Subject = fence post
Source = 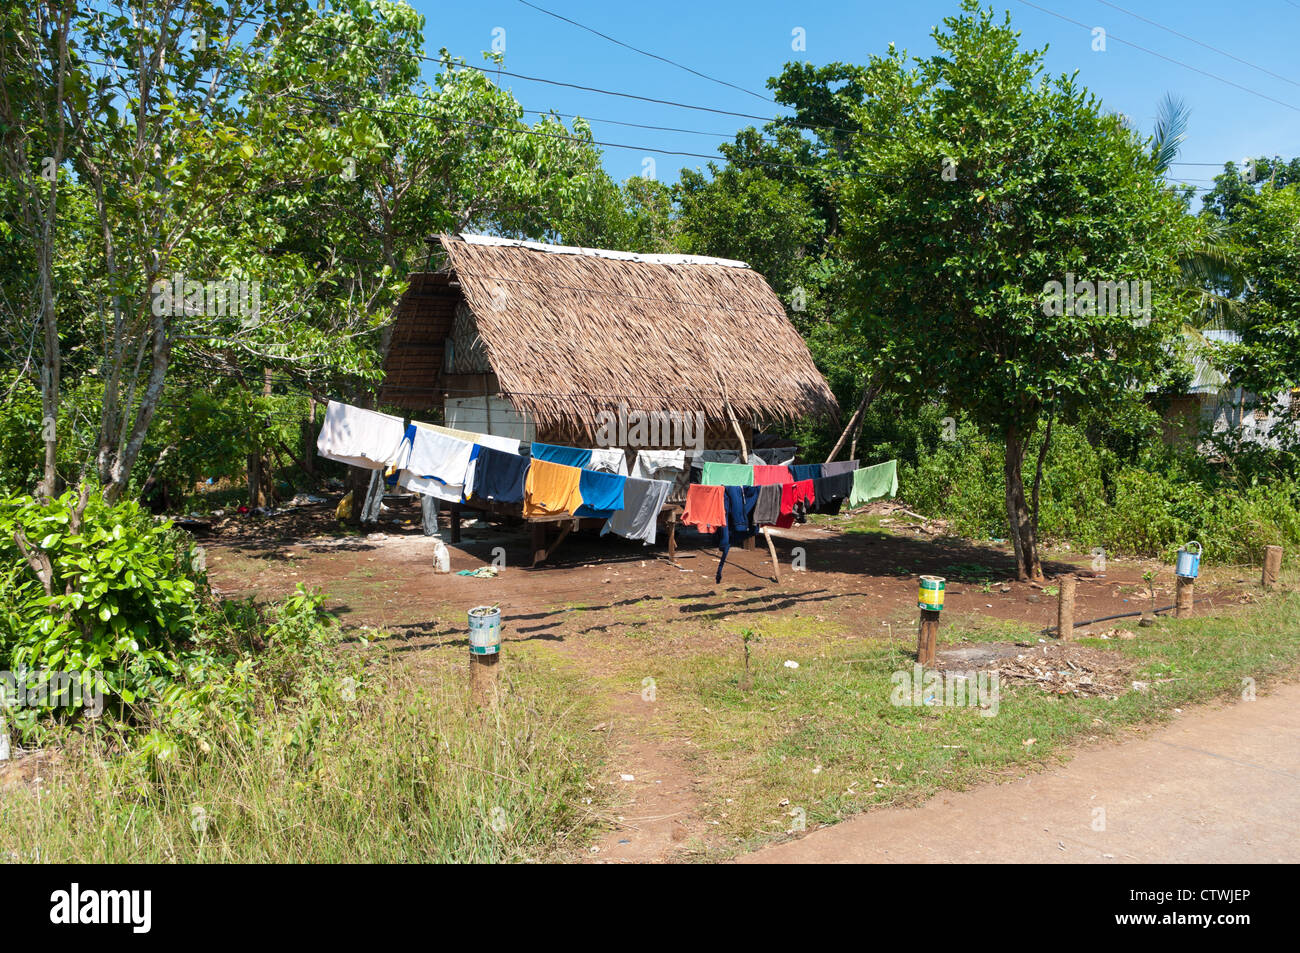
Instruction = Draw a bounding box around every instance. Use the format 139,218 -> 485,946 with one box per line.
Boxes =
916,609 -> 941,665
1262,545 -> 1283,589
1056,575 -> 1076,640
1175,575 -> 1194,618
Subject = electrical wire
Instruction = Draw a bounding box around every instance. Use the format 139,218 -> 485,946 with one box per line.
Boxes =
1011,0 -> 1300,113
513,0 -> 773,103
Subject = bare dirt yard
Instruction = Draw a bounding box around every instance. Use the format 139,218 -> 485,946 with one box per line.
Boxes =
199,493 -> 1264,862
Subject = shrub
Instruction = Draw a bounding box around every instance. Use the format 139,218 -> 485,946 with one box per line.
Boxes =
0,491 -> 201,722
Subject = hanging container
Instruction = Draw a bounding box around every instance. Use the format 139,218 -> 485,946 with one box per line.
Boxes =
1175,541 -> 1202,579
918,575 -> 946,611
468,605 -> 502,655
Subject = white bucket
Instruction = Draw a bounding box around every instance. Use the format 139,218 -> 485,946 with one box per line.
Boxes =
468,605 -> 501,655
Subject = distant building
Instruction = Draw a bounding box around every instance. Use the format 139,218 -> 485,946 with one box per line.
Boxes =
1160,329 -> 1297,451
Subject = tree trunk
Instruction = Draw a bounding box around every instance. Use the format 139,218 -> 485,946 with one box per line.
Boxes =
247,450 -> 261,508
825,374 -> 882,464
1004,427 -> 1043,582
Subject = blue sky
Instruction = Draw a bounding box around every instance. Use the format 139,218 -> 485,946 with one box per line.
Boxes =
405,0 -> 1300,196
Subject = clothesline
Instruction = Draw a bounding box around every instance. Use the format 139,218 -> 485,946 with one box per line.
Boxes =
315,399 -> 898,562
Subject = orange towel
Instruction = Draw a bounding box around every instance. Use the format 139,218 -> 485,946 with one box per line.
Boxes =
524,457 -> 584,517
682,483 -> 726,533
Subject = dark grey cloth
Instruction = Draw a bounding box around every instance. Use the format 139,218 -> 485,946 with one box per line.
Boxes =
753,483 -> 782,525
821,460 -> 858,478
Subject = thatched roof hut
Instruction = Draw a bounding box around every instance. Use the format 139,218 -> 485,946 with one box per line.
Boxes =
381,234 -> 838,445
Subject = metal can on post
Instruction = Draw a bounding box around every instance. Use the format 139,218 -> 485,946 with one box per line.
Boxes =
918,575 -> 946,611
1175,541 -> 1201,579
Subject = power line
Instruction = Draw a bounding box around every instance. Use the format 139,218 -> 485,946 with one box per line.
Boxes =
520,109 -> 779,143
1011,0 -> 1300,113
1090,0 -> 1300,90
514,0 -> 773,103
71,54 -> 886,182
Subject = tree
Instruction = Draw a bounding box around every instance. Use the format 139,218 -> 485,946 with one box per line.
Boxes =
838,1 -> 1193,579
1216,183 -> 1300,400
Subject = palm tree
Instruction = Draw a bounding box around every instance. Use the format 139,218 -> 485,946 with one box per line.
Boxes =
1149,93 -> 1249,335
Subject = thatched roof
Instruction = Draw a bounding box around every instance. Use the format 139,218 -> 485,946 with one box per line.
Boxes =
381,233 -> 838,437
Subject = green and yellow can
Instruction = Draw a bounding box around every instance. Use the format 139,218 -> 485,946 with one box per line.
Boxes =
918,575 -> 946,611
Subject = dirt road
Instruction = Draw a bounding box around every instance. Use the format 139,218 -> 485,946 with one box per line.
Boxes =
741,681 -> 1300,864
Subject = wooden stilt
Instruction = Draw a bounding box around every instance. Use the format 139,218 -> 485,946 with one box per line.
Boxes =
916,609 -> 941,665
742,534 -> 756,550
762,528 -> 781,583
667,512 -> 678,564
1262,545 -> 1283,589
531,522 -> 547,567
1175,574 -> 1194,618
1056,575 -> 1076,640
450,503 -> 462,544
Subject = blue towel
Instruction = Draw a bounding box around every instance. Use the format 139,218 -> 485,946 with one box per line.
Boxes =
790,463 -> 823,483
574,467 -> 626,519
531,442 -> 592,469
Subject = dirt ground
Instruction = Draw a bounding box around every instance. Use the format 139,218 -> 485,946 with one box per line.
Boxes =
198,492 -> 1255,861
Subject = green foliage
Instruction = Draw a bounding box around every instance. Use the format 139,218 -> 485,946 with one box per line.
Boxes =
0,492 -> 201,723
0,373 -> 42,491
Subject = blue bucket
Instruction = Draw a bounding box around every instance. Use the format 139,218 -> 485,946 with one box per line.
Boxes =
1175,541 -> 1201,579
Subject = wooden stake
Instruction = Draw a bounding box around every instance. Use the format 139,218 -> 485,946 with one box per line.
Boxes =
531,522 -> 547,567
469,652 -> 500,707
762,528 -> 781,583
1175,574 -> 1194,618
916,609 -> 941,665
1056,575 -> 1076,640
1262,545 -> 1283,589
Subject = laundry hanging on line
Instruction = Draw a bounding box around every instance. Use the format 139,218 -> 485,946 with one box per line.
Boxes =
600,477 -> 672,544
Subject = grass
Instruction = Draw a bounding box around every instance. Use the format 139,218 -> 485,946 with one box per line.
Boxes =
0,652 -> 610,863
620,590 -> 1300,858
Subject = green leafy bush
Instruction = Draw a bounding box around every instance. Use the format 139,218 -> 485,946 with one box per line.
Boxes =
0,491 -> 201,722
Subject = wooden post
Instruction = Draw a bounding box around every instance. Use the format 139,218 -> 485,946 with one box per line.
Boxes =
1262,545 -> 1283,589
531,522 -> 547,567
450,503 -> 462,543
667,513 -> 678,564
1056,575 -> 1076,640
1175,574 -> 1194,618
916,609 -> 941,665
762,528 -> 781,583
469,652 -> 500,707
742,534 -> 756,550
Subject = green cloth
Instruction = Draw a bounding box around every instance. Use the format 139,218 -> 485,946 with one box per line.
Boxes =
849,459 -> 898,506
700,461 -> 754,486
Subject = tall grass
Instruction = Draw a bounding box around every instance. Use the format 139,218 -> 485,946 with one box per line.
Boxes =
1,655 -> 606,863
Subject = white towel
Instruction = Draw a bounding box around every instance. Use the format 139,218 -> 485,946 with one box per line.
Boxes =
587,447 -> 630,475
631,448 -> 687,480
400,428 -> 473,501
316,400 -> 408,469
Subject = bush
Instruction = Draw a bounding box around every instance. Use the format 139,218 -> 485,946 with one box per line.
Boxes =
0,492 -> 348,749
0,491 -> 201,723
